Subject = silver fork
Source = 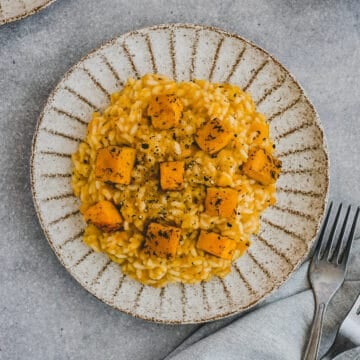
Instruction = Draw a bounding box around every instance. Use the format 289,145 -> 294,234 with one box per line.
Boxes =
303,203 -> 360,360
322,293 -> 360,359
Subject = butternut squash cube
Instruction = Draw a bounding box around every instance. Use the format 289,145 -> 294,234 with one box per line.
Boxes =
197,231 -> 236,260
248,120 -> 269,145
242,148 -> 281,185
95,146 -> 136,184
194,118 -> 232,154
205,187 -> 238,217
160,161 -> 185,190
144,223 -> 182,258
148,94 -> 183,129
84,200 -> 123,232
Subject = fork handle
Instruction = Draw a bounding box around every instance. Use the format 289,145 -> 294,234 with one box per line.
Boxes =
303,302 -> 326,360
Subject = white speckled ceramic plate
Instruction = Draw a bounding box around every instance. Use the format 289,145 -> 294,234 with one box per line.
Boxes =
31,24 -> 329,323
0,0 -> 56,25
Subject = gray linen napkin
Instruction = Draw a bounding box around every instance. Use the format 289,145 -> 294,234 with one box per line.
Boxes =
166,239 -> 360,360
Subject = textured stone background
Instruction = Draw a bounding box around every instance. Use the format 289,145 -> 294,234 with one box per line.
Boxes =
0,0 -> 359,359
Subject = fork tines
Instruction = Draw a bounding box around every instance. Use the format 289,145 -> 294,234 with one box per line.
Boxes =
315,202 -> 360,265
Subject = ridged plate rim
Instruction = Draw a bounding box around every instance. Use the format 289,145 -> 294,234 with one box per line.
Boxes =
30,23 -> 329,324
0,0 -> 56,26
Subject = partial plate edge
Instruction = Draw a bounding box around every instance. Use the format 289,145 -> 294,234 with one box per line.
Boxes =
0,0 -> 57,26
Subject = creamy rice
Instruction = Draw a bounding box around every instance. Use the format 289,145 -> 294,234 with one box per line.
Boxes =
71,74 -> 278,287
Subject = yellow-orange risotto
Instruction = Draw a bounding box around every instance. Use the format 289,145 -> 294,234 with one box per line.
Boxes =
71,74 -> 281,287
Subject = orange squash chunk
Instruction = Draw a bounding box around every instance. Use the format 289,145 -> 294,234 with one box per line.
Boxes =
144,223 -> 182,258
248,120 -> 269,145
148,94 -> 183,129
242,148 -> 281,185
84,200 -> 123,232
197,231 -> 236,260
194,118 -> 232,154
160,161 -> 185,190
95,146 -> 136,184
205,187 -> 238,217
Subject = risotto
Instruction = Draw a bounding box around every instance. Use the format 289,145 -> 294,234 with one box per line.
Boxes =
71,74 -> 281,287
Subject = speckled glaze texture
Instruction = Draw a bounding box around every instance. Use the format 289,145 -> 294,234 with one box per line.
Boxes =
31,24 -> 329,324
0,0 -> 56,25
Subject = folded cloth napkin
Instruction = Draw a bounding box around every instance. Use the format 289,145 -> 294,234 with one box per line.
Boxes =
165,239 -> 360,360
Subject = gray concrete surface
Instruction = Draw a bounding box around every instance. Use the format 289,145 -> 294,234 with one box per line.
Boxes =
0,0 -> 359,359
